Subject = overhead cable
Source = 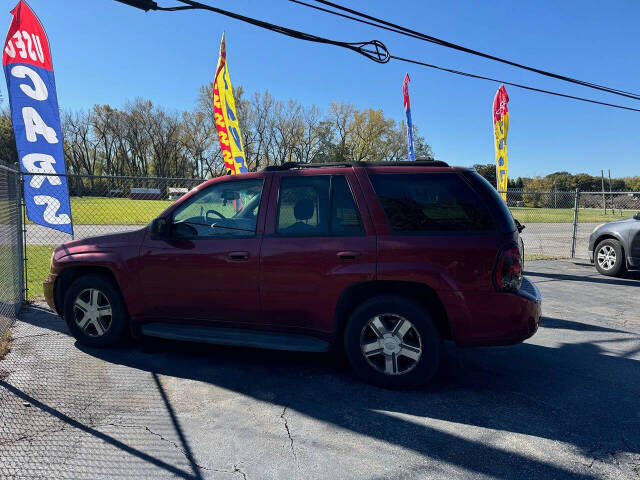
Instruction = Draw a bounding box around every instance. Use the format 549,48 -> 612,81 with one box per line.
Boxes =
294,0 -> 640,101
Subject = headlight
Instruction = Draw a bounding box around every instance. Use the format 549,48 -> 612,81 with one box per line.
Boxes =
592,223 -> 604,233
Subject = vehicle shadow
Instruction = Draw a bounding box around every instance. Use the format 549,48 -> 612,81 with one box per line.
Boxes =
88,332 -> 639,479
12,306 -> 640,479
540,316 -> 633,333
527,269 -> 640,286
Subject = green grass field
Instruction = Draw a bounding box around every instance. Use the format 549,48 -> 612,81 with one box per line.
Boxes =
25,244 -> 55,299
25,197 -> 175,226
21,196 -> 638,226
509,207 -> 635,223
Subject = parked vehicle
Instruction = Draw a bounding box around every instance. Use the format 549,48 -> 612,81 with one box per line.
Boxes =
44,161 -> 541,388
589,212 -> 640,276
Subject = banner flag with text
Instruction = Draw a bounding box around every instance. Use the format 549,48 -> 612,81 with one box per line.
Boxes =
493,84 -> 509,202
3,0 -> 73,235
212,33 -> 248,175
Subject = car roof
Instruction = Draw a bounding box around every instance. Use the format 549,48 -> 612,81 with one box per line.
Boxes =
260,160 -> 452,172
196,161 -> 468,191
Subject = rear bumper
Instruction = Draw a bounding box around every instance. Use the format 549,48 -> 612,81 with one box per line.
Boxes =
43,273 -> 58,313
455,277 -> 542,347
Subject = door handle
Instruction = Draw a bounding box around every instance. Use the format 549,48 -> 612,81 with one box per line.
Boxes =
228,251 -> 250,261
337,251 -> 361,260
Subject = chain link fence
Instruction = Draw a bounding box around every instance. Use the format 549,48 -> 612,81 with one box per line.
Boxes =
13,175 -> 640,301
0,164 -> 23,336
23,173 -> 203,300
506,189 -> 639,260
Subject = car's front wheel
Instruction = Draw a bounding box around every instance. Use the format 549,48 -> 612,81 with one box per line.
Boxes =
344,296 -> 441,389
63,275 -> 128,347
595,239 -> 625,277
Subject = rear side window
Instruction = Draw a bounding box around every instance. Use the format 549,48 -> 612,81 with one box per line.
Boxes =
369,173 -> 495,233
277,176 -> 330,235
276,175 -> 364,236
331,175 -> 364,235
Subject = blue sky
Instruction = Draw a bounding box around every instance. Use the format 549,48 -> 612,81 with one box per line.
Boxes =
5,0 -> 640,178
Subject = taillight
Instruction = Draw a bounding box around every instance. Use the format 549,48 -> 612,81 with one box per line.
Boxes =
493,243 -> 523,292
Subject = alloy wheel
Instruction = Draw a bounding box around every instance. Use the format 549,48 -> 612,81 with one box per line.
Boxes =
597,245 -> 616,271
73,288 -> 113,337
360,314 -> 422,376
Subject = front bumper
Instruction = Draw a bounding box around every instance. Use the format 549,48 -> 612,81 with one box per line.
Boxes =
43,273 -> 58,313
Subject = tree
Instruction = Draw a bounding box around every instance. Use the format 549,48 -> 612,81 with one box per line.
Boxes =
0,111 -> 17,167
472,164 -> 497,187
55,85 -> 438,181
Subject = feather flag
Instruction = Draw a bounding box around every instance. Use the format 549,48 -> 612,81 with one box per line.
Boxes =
493,85 -> 509,201
3,0 -> 73,235
402,73 -> 415,161
212,33 -> 247,175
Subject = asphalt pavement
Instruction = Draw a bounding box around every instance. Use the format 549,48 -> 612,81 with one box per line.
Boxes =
1,260 -> 639,479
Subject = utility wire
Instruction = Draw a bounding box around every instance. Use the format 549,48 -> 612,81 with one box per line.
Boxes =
295,0 -> 640,101
390,55 -> 640,113
164,0 -> 390,63
129,1 -> 640,112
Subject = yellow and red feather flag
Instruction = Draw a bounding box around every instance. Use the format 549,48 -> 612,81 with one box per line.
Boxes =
493,85 -> 509,201
212,33 -> 247,175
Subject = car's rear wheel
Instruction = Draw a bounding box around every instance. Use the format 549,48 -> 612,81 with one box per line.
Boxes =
344,296 -> 440,389
63,275 -> 128,347
595,239 -> 625,277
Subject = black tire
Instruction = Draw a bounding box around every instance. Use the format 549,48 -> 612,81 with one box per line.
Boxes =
594,239 -> 625,277
343,295 -> 441,389
63,275 -> 128,347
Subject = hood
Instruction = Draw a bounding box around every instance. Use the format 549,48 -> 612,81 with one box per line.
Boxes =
54,227 -> 148,259
602,217 -> 638,227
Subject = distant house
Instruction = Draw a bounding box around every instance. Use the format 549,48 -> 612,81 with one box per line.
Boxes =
129,187 -> 162,200
168,187 -> 189,201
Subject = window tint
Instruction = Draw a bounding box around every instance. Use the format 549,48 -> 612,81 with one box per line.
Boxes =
331,175 -> 364,235
369,173 -> 495,233
172,179 -> 263,238
277,176 -> 330,235
276,175 -> 364,236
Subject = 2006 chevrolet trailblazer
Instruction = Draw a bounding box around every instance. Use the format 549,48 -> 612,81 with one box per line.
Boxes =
44,161 -> 541,388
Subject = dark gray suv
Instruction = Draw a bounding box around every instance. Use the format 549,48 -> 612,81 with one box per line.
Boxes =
589,212 -> 640,276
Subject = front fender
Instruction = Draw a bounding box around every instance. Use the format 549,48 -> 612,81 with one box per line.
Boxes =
53,250 -> 142,316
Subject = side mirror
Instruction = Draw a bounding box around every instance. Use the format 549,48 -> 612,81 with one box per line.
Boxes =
634,212 -> 640,220
171,222 -> 198,238
150,217 -> 170,239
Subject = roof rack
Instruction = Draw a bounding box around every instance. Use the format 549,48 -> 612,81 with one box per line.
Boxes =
261,160 -> 450,172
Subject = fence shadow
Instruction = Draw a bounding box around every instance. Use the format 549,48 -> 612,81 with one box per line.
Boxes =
83,333 -> 639,479
7,304 -> 640,479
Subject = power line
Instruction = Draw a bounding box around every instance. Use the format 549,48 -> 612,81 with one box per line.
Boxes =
154,0 -> 390,63
390,55 -> 640,113
115,0 -> 640,112
294,0 -> 640,101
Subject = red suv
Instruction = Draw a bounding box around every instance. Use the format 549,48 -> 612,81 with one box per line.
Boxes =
44,162 -> 541,388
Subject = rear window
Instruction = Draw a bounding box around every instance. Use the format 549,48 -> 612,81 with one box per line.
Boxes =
369,173 -> 495,233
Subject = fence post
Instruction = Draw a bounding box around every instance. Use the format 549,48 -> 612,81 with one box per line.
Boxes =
15,170 -> 25,311
19,172 -> 29,302
571,188 -> 579,259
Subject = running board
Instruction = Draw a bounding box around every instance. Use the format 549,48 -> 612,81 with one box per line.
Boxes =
140,323 -> 330,352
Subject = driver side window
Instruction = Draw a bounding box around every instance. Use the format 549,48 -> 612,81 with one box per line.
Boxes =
172,179 -> 264,238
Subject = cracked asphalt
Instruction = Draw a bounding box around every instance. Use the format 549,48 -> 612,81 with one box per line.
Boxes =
1,260 -> 639,479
